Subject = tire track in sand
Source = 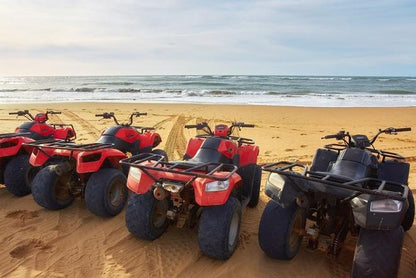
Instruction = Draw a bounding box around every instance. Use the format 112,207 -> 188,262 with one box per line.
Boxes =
62,110 -> 101,140
164,115 -> 188,160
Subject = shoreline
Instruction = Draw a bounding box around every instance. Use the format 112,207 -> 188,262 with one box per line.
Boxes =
1,100 -> 416,108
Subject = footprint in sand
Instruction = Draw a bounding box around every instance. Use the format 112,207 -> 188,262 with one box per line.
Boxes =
6,210 -> 39,226
9,239 -> 51,259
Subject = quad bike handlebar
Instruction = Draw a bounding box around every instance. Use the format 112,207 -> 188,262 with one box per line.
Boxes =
185,121 -> 255,144
96,111 -> 148,127
322,127 -> 411,160
9,110 -> 61,121
46,110 -> 61,115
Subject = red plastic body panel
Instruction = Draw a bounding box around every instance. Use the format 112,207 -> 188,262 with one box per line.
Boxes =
139,132 -> 162,149
184,138 -> 204,158
34,113 -> 48,123
76,149 -> 126,173
193,174 -> 241,206
115,127 -> 141,144
126,164 -> 242,206
238,144 -> 259,167
218,140 -> 238,159
29,147 -> 126,173
53,127 -> 76,140
0,136 -> 34,158
29,123 -> 55,137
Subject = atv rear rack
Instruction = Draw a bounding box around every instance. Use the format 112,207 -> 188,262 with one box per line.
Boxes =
0,132 -> 32,139
23,141 -> 114,151
262,161 -> 408,201
121,153 -> 238,181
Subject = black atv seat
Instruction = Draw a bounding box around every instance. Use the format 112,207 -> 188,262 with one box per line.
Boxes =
317,148 -> 376,181
186,137 -> 234,165
96,126 -> 141,154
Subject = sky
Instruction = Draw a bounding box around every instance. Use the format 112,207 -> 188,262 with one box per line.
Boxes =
0,0 -> 415,76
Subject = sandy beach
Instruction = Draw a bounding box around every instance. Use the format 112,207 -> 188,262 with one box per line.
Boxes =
0,102 -> 415,277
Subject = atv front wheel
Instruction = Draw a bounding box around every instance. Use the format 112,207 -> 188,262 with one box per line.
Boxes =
31,165 -> 74,210
198,197 -> 242,259
247,165 -> 262,207
4,154 -> 37,196
85,168 -> 127,217
126,190 -> 169,240
352,226 -> 404,278
258,200 -> 306,259
402,191 -> 414,231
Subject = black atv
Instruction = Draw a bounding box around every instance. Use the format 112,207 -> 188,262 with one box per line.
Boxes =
258,127 -> 413,277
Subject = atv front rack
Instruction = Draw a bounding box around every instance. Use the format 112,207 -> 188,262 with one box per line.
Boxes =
121,153 -> 238,182
24,141 -> 114,151
0,132 -> 32,139
262,161 -> 408,201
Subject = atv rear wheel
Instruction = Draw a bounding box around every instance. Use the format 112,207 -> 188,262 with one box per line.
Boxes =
31,165 -> 74,210
247,165 -> 262,207
4,154 -> 37,196
85,168 -> 127,217
151,149 -> 168,161
258,200 -> 306,260
125,190 -> 169,240
352,226 -> 403,278
402,190 -> 414,231
198,197 -> 242,259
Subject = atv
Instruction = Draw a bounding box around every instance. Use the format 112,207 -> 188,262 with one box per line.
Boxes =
120,122 -> 261,259
0,110 -> 76,196
25,112 -> 165,217
258,127 -> 413,277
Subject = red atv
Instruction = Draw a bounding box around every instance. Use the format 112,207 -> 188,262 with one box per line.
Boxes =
25,112 -> 166,217
121,122 -> 261,259
0,110 -> 76,196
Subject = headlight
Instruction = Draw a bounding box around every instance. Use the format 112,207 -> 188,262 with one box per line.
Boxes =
267,173 -> 284,188
205,180 -> 230,192
264,173 -> 284,199
370,199 -> 403,213
128,167 -> 141,180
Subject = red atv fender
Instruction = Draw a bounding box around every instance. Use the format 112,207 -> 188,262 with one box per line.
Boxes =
184,138 -> 205,158
53,127 -> 76,140
76,149 -> 127,173
127,164 -> 242,206
0,136 -> 34,158
16,123 -> 55,137
238,145 -> 259,167
29,147 -> 126,173
139,132 -> 162,149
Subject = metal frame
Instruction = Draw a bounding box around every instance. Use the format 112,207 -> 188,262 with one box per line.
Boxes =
24,141 -> 114,151
0,132 -> 32,139
120,153 -> 238,182
262,161 -> 408,201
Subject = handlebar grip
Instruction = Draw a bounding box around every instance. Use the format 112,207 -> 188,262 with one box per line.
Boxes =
9,112 -> 18,115
242,124 -> 255,128
395,127 -> 411,132
47,111 -> 61,114
184,124 -> 197,129
322,134 -> 338,139
95,114 -> 104,117
137,112 -> 147,116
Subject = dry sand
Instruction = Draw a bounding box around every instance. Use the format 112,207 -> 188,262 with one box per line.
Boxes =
0,102 -> 415,277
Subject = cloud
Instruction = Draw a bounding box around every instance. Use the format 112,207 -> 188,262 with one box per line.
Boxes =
0,0 -> 415,75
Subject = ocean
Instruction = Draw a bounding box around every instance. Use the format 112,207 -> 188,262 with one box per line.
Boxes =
0,75 -> 415,107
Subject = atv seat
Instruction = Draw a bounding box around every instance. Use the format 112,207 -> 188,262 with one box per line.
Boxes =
186,137 -> 234,165
96,126 -> 141,154
317,148 -> 376,181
